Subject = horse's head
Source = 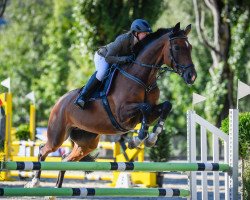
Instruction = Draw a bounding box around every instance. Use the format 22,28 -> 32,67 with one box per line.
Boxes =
164,22 -> 197,85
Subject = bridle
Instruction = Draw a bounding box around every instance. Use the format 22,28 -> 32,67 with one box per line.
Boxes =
169,36 -> 194,77
115,32 -> 194,93
132,33 -> 194,77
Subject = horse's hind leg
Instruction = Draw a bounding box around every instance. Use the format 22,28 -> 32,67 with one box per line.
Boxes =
55,129 -> 100,188
25,122 -> 68,188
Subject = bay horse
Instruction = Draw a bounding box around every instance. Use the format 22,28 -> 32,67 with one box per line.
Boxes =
26,22 -> 197,188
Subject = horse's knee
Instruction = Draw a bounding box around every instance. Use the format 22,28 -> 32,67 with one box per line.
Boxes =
161,101 -> 172,118
138,103 -> 152,115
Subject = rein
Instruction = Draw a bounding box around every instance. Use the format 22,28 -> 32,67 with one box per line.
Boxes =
116,33 -> 193,93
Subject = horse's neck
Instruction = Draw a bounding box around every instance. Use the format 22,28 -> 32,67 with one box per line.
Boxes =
139,36 -> 167,65
126,35 -> 167,83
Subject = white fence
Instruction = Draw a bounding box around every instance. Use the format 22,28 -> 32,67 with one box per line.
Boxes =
187,109 -> 239,200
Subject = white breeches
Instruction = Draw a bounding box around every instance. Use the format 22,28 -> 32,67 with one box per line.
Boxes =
94,52 -> 109,81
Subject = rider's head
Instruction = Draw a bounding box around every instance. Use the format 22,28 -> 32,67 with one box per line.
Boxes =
130,19 -> 152,41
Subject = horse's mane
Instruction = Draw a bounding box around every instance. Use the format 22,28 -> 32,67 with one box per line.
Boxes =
133,27 -> 185,56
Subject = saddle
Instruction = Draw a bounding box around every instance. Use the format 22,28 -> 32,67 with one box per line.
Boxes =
88,66 -> 118,102
85,65 -> 128,132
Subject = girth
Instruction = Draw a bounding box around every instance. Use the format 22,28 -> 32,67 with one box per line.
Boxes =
100,65 -> 157,132
101,92 -> 128,132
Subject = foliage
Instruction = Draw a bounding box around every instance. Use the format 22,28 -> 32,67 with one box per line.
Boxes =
73,0 -> 166,52
221,112 -> 250,198
0,140 -> 3,151
221,112 -> 250,159
190,0 -> 250,126
15,124 -> 30,141
228,9 -> 250,111
0,1 -> 53,125
68,0 -> 167,90
243,157 -> 250,200
149,130 -> 171,162
204,64 -> 227,124
33,0 -> 75,122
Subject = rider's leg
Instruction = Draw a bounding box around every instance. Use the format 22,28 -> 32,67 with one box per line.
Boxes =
74,52 -> 108,109
74,72 -> 101,109
94,52 -> 109,81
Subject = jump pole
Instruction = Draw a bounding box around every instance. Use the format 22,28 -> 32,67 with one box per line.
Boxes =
0,187 -> 190,197
0,161 -> 230,172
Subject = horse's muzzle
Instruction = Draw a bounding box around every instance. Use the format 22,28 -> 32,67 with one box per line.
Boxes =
183,67 -> 197,85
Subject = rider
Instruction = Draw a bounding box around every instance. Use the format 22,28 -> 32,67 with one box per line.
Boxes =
74,19 -> 152,109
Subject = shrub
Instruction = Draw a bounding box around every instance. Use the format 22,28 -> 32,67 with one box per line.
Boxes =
221,112 -> 250,159
16,124 -> 30,141
149,130 -> 171,162
221,112 -> 250,199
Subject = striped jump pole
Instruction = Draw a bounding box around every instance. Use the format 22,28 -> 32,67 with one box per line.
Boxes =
0,161 -> 230,172
0,187 -> 190,197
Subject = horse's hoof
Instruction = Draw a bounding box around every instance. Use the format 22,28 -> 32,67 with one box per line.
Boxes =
128,137 -> 141,149
144,139 -> 156,147
144,133 -> 158,147
24,178 -> 40,188
128,140 -> 137,149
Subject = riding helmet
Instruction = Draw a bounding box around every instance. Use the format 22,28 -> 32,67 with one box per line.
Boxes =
130,19 -> 152,33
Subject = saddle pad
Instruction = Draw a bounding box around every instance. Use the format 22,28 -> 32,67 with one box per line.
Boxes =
88,67 -> 118,102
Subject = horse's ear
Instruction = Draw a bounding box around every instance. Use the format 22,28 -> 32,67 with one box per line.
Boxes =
172,22 -> 180,34
184,24 -> 192,36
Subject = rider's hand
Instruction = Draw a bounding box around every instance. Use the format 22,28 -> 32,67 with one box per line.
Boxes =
125,55 -> 135,63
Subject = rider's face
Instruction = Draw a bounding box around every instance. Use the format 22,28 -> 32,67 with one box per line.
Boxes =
137,32 -> 149,40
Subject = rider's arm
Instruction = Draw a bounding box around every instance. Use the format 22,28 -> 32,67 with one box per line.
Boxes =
105,35 -> 132,64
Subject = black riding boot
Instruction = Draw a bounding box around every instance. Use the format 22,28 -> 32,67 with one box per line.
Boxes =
74,73 -> 101,109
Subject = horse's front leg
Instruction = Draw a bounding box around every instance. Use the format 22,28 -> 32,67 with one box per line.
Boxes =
127,103 -> 151,149
144,101 -> 172,147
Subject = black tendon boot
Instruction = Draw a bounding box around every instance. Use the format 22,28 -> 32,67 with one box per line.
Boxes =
74,72 -> 101,109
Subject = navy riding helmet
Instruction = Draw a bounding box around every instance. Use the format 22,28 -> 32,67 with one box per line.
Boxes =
130,19 -> 152,33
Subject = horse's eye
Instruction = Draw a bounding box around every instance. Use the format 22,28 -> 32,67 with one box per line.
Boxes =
174,45 -> 180,51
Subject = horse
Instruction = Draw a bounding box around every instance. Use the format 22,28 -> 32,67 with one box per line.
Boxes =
26,22 -> 197,188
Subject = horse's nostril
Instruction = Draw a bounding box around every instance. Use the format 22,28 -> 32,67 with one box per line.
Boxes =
192,74 -> 196,82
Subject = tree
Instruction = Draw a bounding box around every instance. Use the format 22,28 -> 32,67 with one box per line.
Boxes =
0,1 -> 52,125
71,0 -> 166,53
68,0 -> 167,88
33,0 -> 75,123
0,0 -> 7,18
193,0 -> 250,125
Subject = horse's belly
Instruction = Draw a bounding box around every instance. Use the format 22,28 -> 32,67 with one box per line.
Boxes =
69,100 -> 123,135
